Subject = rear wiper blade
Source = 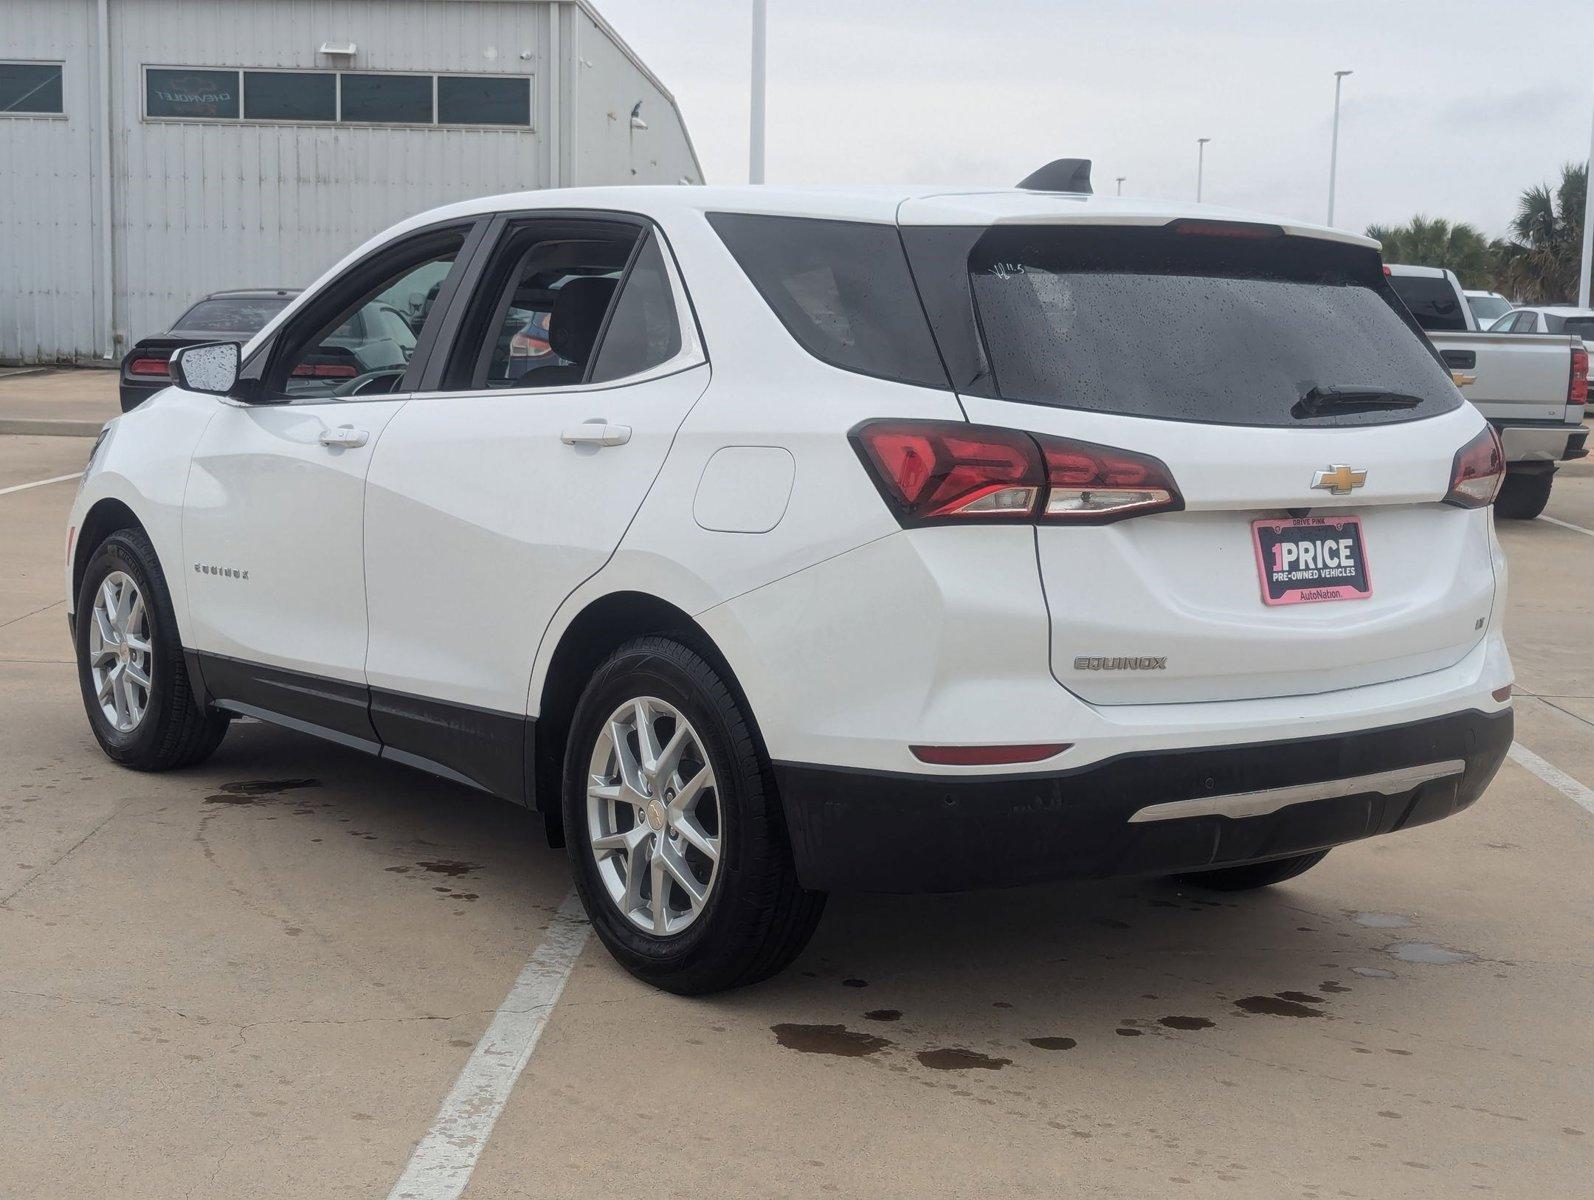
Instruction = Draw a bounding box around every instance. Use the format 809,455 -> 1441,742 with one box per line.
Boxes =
1292,386 -> 1424,420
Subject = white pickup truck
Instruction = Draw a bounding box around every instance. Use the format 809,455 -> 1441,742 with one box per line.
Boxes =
1386,263 -> 1588,518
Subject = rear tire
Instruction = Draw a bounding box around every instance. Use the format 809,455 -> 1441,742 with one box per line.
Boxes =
1176,850 -> 1329,891
74,528 -> 230,770
1494,470 -> 1553,520
562,636 -> 825,994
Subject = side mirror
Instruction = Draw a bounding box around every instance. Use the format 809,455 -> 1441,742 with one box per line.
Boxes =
171,341 -> 241,397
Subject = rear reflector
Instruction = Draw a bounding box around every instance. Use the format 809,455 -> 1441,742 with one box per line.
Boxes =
851,420 -> 1183,526
1570,345 -> 1588,406
1491,684 -> 1513,703
910,743 -> 1070,766
126,356 -> 171,377
1443,426 -> 1505,508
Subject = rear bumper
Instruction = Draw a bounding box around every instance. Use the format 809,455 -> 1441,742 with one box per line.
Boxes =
1493,419 -> 1587,465
774,707 -> 1512,893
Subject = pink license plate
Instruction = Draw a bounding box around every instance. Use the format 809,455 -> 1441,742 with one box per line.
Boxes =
1252,516 -> 1372,606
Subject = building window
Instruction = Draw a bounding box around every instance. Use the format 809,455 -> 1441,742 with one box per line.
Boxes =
0,62 -> 64,115
244,71 -> 336,122
142,66 -> 532,128
340,73 -> 433,124
146,67 -> 239,119
437,75 -> 529,126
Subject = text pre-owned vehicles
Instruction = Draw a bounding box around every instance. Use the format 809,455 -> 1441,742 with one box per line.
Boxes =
68,165 -> 1515,993
1386,265 -> 1588,519
118,290 -> 299,412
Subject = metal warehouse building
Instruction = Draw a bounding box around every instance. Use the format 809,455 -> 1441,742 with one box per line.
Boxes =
0,0 -> 703,364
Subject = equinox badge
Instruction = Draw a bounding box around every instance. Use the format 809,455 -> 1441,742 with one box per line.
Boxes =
1311,464 -> 1367,495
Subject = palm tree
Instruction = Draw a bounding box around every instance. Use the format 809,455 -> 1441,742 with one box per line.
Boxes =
1496,163 -> 1585,304
1364,215 -> 1497,288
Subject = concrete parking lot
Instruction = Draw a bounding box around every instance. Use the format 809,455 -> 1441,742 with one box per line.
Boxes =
2,381 -> 1591,1198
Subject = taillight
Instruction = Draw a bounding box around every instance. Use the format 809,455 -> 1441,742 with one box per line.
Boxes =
851,420 -> 1183,526
126,356 -> 171,377
1444,426 -> 1505,508
1570,345 -> 1588,406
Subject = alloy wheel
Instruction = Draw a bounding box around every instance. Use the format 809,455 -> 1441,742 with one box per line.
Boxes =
586,696 -> 722,935
88,570 -> 153,733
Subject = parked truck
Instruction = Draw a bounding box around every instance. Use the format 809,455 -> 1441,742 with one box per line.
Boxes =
1386,264 -> 1588,518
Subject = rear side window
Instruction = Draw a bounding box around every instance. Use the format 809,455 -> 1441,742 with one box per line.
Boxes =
903,225 -> 1462,428
1386,273 -> 1469,331
708,213 -> 948,389
589,232 -> 682,383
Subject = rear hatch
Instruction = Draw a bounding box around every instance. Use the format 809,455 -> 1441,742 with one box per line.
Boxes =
901,213 -> 1497,705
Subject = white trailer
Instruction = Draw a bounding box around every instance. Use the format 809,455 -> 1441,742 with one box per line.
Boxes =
0,0 -> 702,365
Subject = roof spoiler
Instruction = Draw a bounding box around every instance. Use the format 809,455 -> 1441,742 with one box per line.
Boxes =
1016,158 -> 1092,194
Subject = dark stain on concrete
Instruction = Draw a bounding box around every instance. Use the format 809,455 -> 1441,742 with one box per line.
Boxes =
1158,1015 -> 1215,1031
1320,980 -> 1352,993
863,1009 -> 902,1022
1275,990 -> 1325,1004
1027,1037 -> 1077,1051
771,1023 -> 890,1058
416,860 -> 478,877
841,977 -> 868,988
917,1047 -> 1011,1071
1115,1027 -> 1144,1037
1235,995 -> 1325,1018
205,778 -> 321,804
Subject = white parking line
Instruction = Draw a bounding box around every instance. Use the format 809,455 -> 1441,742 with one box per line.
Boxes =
0,473 -> 78,497
1508,741 -> 1594,817
387,889 -> 591,1200
1539,514 -> 1594,538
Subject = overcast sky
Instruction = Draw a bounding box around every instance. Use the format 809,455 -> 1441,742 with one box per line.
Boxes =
595,0 -> 1591,238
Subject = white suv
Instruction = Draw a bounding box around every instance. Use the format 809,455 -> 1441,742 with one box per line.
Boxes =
67,163 -> 1516,993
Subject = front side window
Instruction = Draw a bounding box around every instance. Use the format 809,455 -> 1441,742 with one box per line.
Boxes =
146,68 -> 238,119
1,62 -> 64,114
271,230 -> 465,400
902,224 -> 1462,428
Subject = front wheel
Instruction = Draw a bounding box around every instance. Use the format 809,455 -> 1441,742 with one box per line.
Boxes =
562,636 -> 825,994
1494,470 -> 1553,520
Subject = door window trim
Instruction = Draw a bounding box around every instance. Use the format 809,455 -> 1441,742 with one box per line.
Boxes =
409,208 -> 707,399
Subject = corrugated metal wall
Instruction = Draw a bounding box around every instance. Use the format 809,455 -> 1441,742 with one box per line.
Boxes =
0,2 -> 103,363
0,0 -> 702,364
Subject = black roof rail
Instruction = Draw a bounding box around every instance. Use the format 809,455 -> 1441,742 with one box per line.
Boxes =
1016,158 -> 1093,194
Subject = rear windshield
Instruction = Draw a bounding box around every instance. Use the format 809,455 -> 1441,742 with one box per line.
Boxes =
1466,294 -> 1512,324
175,296 -> 292,334
1385,274 -> 1469,331
903,225 -> 1462,427
1546,314 -> 1594,337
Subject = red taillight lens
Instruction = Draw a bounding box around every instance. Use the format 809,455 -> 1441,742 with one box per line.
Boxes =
291,362 -> 359,378
126,356 -> 171,377
1444,426 -> 1505,508
1039,437 -> 1182,522
1168,218 -> 1283,240
852,421 -> 1043,521
1569,345 -> 1588,406
851,420 -> 1183,526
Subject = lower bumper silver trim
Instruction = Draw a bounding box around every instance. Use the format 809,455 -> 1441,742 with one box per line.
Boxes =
1125,759 -> 1467,825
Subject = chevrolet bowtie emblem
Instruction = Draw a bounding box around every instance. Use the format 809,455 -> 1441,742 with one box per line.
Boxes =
1311,464 -> 1366,495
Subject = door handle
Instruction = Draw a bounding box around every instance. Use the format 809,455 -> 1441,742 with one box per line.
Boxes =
319,426 -> 370,448
560,420 -> 632,448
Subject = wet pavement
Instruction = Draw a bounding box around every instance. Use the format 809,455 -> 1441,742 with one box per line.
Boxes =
1,434 -> 1590,1198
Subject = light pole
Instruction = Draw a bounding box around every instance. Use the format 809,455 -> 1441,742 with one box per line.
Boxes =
1196,138 -> 1210,202
749,0 -> 766,184
1115,176 -> 1126,196
1327,69 -> 1353,227
1580,94 -> 1594,307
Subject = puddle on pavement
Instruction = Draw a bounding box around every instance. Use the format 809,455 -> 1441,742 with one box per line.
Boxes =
1027,1037 -> 1077,1051
1114,1027 -> 1143,1036
415,860 -> 479,877
771,1023 -> 890,1057
863,1009 -> 901,1022
1158,1015 -> 1216,1031
1384,941 -> 1476,965
917,1047 -> 1011,1071
1320,980 -> 1352,993
1351,911 -> 1415,928
204,778 -> 321,804
1235,993 -> 1326,1018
